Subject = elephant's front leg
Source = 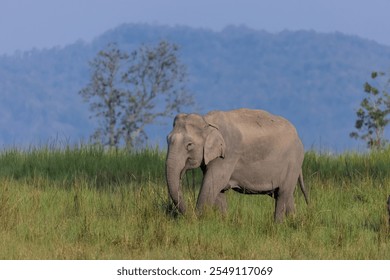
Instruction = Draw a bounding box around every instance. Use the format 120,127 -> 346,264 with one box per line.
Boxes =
196,158 -> 234,215
215,192 -> 227,214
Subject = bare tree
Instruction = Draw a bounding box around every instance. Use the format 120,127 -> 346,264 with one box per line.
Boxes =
79,41 -> 193,149
79,43 -> 128,147
121,41 -> 193,149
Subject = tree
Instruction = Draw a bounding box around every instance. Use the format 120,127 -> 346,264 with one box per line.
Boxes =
121,41 -> 193,149
350,71 -> 390,149
79,41 -> 193,149
79,43 -> 128,147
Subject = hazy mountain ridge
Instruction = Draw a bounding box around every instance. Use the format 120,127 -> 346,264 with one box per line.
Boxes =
1,24 -> 390,150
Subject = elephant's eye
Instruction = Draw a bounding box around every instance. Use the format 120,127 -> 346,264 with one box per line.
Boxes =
186,143 -> 194,151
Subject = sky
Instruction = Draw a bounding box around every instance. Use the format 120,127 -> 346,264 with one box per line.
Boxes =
1,0 -> 390,55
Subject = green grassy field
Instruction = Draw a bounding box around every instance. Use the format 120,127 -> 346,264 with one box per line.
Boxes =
0,146 -> 389,259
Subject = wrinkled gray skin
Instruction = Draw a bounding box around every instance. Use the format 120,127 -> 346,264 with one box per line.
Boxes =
166,108 -> 308,222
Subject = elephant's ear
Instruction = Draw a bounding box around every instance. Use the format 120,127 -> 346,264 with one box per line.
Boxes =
204,127 -> 226,165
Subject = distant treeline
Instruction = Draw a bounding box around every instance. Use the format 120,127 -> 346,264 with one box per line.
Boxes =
1,24 -> 390,150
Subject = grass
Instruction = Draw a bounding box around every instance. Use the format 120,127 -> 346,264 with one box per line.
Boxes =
0,146 -> 389,259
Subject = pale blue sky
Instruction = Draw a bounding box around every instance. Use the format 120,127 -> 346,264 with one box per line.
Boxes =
1,0 -> 390,54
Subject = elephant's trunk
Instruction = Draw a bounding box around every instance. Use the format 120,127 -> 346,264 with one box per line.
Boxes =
166,153 -> 186,214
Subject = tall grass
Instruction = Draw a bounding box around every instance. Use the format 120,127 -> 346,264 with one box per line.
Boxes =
0,146 -> 165,187
0,146 -> 389,259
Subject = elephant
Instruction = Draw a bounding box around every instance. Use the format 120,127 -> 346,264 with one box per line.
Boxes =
165,108 -> 309,222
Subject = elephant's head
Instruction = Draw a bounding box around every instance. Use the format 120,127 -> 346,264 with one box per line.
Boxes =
166,113 -> 226,214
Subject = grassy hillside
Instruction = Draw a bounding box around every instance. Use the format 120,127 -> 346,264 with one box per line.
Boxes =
0,147 -> 389,259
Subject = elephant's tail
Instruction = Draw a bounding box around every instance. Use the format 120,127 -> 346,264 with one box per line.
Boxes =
298,171 -> 309,205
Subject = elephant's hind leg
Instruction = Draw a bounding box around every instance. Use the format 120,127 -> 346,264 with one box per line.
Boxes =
273,166 -> 301,222
273,188 -> 296,222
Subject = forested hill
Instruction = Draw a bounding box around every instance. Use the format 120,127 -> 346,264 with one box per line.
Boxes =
1,24 -> 390,151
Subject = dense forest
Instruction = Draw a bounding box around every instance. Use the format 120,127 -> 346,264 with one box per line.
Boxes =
1,24 -> 390,151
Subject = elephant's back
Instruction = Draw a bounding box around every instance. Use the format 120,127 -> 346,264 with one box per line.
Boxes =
206,108 -> 303,161
234,108 -> 301,147
206,108 -> 299,137
225,108 -> 296,133
234,109 -> 303,162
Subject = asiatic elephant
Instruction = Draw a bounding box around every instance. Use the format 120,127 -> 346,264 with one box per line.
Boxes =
165,108 -> 308,222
